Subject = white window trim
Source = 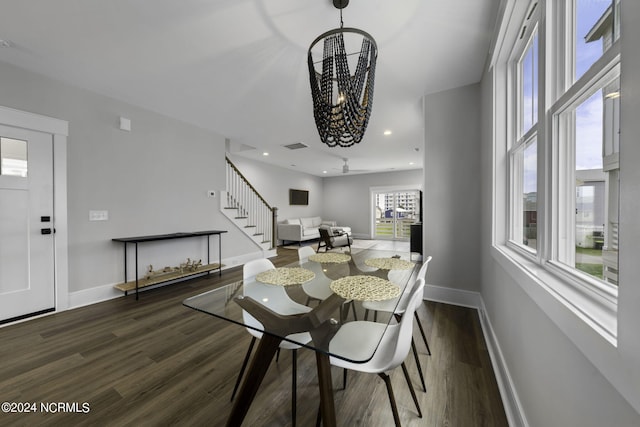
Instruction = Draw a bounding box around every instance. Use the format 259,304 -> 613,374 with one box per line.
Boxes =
507,8 -> 540,256
548,47 -> 621,309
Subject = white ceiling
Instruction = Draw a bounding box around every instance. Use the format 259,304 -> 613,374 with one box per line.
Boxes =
0,0 -> 499,176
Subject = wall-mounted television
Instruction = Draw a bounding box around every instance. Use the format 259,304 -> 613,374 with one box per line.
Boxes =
289,189 -> 309,205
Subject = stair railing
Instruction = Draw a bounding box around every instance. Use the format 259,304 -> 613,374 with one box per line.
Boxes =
226,157 -> 278,248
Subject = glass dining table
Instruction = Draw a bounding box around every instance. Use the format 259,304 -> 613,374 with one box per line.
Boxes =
183,248 -> 417,427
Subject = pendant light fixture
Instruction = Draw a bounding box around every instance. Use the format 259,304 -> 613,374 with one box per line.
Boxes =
307,0 -> 377,147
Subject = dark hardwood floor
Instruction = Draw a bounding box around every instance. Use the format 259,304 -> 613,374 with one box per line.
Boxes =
0,248 -> 508,426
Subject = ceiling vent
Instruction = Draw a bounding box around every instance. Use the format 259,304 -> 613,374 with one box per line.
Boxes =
283,142 -> 308,150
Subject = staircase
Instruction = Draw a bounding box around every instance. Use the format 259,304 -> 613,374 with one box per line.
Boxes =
222,157 -> 278,253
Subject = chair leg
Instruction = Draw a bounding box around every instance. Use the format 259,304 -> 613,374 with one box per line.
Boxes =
364,308 -> 370,321
292,349 -> 297,427
315,403 -> 322,427
230,336 -> 256,401
414,312 -> 431,356
378,372 -> 401,427
350,300 -> 357,321
400,362 -> 423,418
276,347 -> 281,362
342,368 -> 348,389
411,338 -> 427,392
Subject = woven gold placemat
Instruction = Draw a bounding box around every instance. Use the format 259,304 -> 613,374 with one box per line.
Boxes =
308,253 -> 351,263
364,257 -> 415,270
256,267 -> 315,286
330,275 -> 400,301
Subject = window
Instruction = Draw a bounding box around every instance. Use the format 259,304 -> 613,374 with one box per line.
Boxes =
0,137 -> 28,177
373,189 -> 420,240
552,0 -> 620,287
502,0 -> 621,328
508,5 -> 539,252
521,29 -> 538,135
554,66 -> 620,285
575,0 -> 618,81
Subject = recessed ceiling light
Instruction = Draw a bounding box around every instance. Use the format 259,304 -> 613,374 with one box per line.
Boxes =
322,170 -> 327,174
409,162 -> 415,165
263,152 -> 269,156
383,130 -> 392,136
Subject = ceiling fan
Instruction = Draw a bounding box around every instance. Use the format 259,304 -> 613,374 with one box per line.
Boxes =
338,158 -> 370,174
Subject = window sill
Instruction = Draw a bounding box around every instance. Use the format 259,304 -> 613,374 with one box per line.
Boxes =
491,244 -> 617,346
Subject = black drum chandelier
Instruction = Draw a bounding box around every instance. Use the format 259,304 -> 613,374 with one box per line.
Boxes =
307,0 -> 377,147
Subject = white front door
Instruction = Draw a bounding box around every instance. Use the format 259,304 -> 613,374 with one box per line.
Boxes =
0,124 -> 55,323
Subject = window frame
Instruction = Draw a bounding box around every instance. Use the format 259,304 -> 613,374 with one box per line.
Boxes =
496,0 -> 621,344
548,47 -> 620,304
507,5 -> 540,256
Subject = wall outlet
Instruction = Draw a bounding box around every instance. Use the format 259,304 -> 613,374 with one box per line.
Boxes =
207,190 -> 216,198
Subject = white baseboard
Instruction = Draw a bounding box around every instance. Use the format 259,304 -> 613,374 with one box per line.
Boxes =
424,284 -> 527,427
423,283 -> 483,309
476,298 -> 529,427
69,283 -> 122,309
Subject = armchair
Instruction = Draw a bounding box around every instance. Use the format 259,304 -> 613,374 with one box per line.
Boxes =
317,226 -> 353,252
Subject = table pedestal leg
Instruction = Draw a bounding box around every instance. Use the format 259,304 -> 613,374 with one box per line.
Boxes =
316,353 -> 337,427
226,334 -> 281,427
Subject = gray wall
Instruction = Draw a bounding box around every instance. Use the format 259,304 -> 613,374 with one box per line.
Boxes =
0,61 -> 256,293
423,83 -> 482,292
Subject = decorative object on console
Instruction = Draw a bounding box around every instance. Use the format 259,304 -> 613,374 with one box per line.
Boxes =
307,0 -> 377,147
144,258 -> 203,280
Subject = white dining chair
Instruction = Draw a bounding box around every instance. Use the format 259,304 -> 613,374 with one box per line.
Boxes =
362,256 -> 433,391
231,258 -> 312,427
297,246 -> 357,320
324,279 -> 426,427
298,246 -> 333,303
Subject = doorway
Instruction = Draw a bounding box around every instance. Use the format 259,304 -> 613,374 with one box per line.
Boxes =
373,189 -> 421,240
0,107 -> 68,324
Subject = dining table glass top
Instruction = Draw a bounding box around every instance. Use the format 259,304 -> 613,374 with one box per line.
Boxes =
183,248 -> 417,364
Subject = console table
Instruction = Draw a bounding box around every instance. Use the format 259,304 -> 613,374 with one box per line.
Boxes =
112,230 -> 227,300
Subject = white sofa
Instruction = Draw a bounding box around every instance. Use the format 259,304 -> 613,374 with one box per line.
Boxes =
278,216 -> 350,244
